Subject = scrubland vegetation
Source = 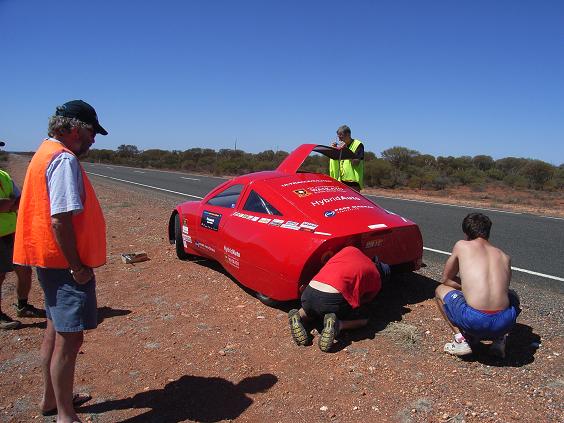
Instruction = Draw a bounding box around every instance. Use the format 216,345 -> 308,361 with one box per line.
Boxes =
84,144 -> 563,192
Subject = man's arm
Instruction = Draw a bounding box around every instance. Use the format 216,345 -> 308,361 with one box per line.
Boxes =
51,212 -> 93,284
349,143 -> 364,166
0,181 -> 20,212
0,197 -> 17,212
441,243 -> 462,290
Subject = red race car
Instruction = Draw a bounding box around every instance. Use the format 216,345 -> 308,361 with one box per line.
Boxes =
168,144 -> 423,304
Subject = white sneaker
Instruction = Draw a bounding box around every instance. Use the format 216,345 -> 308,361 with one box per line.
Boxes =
444,340 -> 472,356
490,335 -> 507,359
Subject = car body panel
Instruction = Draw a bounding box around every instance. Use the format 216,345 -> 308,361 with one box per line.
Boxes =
170,144 -> 423,301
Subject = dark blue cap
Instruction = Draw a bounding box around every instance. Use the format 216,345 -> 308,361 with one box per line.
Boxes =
55,100 -> 108,135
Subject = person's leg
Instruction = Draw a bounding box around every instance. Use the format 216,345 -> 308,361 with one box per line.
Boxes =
289,286 -> 319,346
39,319 -> 57,413
0,272 -> 21,329
435,285 -> 472,356
13,265 -> 45,317
50,330 -> 84,422
435,285 -> 461,336
0,272 -> 4,312
288,308 -> 310,346
14,265 -> 32,301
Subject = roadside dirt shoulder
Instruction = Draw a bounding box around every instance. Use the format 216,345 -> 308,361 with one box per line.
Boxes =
1,157 -> 562,422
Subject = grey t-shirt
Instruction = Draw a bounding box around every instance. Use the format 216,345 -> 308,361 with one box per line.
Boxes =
45,140 -> 84,216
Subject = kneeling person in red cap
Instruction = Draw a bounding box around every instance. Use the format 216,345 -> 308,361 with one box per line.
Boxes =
288,246 -> 390,352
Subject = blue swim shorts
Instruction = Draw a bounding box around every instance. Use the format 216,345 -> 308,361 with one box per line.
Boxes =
443,290 -> 520,340
36,268 -> 97,332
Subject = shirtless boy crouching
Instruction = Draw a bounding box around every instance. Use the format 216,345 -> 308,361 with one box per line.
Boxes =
435,212 -> 521,358
288,246 -> 390,352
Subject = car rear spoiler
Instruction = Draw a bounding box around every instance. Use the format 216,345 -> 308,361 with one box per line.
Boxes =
276,144 -> 356,174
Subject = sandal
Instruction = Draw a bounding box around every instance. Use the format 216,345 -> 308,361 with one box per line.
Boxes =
41,393 -> 92,416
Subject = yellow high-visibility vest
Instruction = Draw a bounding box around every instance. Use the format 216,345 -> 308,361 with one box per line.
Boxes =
329,139 -> 364,189
0,170 -> 16,237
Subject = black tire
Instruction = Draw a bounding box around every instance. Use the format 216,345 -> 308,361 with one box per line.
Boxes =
174,214 -> 191,260
255,292 -> 280,307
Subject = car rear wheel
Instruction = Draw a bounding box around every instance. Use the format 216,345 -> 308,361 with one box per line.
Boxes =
255,292 -> 279,307
174,214 -> 191,260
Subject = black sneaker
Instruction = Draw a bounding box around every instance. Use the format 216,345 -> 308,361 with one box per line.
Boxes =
0,312 -> 21,330
318,313 -> 339,352
376,261 -> 391,283
14,303 -> 46,318
288,309 -> 309,346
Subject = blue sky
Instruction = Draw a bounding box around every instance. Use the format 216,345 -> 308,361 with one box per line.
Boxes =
1,1 -> 563,164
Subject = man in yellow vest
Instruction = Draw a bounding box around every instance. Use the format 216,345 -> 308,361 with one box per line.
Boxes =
329,125 -> 365,191
13,101 -> 107,421
0,150 -> 45,330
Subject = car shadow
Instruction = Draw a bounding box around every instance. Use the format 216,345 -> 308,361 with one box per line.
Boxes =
77,373 -> 278,422
458,323 -> 541,367
97,306 -> 132,325
327,271 -> 439,351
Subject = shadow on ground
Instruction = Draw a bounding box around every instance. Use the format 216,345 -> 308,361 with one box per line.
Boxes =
460,323 -> 541,367
329,271 -> 439,351
97,305 -> 131,325
78,373 -> 278,422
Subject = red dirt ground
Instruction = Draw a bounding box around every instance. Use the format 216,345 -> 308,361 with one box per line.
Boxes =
1,156 -> 562,422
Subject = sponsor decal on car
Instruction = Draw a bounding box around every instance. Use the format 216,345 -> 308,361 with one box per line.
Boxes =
293,188 -> 312,197
281,179 -> 327,187
332,205 -> 376,214
194,240 -> 216,253
308,185 -> 347,194
281,221 -> 300,230
250,216 -> 260,221
369,223 -> 388,229
224,245 -> 241,258
182,218 -> 189,234
225,254 -> 240,269
201,210 -> 222,231
324,210 -> 336,217
182,234 -> 192,245
258,217 -> 272,224
299,222 -> 318,232
310,195 -> 362,207
269,219 -> 285,226
364,239 -> 384,248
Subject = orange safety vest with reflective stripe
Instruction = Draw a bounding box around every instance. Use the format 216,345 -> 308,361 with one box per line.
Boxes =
13,140 -> 106,268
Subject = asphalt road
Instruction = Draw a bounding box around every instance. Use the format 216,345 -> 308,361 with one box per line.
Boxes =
82,162 -> 564,287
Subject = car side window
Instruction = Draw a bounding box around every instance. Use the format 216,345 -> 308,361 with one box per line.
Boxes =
243,190 -> 282,216
206,184 -> 244,208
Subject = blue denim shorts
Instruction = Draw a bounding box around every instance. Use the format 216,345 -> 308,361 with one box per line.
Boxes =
443,290 -> 520,340
36,268 -> 97,332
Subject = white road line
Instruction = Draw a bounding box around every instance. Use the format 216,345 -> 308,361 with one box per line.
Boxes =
181,177 -> 200,181
133,170 -> 146,173
85,162 -> 227,180
423,247 -> 564,282
370,194 -> 564,220
86,172 -> 204,199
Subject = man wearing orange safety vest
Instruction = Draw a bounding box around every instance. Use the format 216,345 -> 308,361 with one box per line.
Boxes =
329,125 -> 365,192
14,100 -> 107,421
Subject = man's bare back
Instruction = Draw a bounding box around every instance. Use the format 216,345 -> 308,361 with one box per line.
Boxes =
444,238 -> 511,311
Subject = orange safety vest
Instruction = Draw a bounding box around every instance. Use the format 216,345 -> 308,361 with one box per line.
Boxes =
13,140 -> 106,268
